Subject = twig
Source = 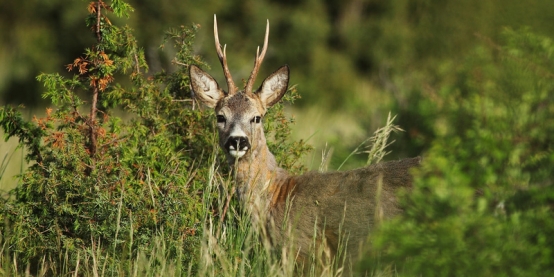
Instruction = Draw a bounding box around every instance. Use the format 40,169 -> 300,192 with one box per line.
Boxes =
171,99 -> 193,102
95,1 -> 102,42
89,86 -> 99,158
133,51 -> 140,74
89,0 -> 102,162
172,60 -> 187,66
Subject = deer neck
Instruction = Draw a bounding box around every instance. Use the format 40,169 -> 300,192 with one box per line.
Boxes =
229,138 -> 288,215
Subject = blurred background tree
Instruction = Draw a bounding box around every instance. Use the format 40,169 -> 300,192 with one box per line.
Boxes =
1,0 -> 554,168
361,27 -> 554,276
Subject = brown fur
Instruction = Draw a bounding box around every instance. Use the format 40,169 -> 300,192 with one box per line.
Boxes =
267,157 -> 421,262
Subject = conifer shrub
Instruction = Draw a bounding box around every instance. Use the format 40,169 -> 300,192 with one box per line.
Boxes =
0,1 -> 310,275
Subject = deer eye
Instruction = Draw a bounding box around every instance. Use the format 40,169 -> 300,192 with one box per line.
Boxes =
251,116 -> 262,124
216,115 -> 226,124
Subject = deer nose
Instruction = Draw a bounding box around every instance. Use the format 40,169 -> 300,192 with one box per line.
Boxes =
225,136 -> 250,158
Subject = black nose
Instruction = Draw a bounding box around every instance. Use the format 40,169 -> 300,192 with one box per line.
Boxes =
225,136 -> 250,152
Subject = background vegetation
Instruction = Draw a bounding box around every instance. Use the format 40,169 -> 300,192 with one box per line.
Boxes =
3,0 -> 554,170
1,0 -> 553,276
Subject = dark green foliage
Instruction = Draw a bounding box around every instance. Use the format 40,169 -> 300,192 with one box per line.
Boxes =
0,1 -> 310,275
361,28 -> 554,276
265,85 -> 312,175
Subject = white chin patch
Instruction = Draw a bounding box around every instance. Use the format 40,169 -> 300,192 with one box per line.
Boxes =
229,150 -> 247,158
228,144 -> 249,158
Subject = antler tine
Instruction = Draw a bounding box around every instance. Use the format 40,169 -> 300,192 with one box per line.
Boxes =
245,19 -> 270,93
214,15 -> 237,94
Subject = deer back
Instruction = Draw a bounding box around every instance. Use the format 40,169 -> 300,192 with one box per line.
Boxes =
267,157 -> 422,261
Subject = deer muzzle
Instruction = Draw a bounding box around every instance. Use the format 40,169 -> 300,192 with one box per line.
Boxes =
225,136 -> 250,158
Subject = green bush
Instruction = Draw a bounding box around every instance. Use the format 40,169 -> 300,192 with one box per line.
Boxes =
0,1 -> 310,275
361,28 -> 554,276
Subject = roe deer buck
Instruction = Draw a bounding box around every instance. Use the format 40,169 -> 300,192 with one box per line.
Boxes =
190,15 -> 421,269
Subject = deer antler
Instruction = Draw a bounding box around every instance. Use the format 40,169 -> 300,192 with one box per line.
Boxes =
245,19 -> 269,93
214,15 -> 237,95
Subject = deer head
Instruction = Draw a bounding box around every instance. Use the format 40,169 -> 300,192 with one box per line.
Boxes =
190,15 -> 289,162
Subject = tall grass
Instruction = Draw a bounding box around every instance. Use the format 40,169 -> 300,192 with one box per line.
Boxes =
338,113 -> 402,170
0,114 -> 399,276
197,161 -> 341,277
197,114 -> 401,277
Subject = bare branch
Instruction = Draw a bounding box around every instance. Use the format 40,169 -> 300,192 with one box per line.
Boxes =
95,1 -> 102,42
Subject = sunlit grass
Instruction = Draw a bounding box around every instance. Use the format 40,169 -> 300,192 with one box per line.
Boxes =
290,78 -> 397,171
0,134 -> 25,194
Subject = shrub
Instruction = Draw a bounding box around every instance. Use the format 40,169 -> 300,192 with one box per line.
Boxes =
361,28 -> 554,276
0,1 -> 310,275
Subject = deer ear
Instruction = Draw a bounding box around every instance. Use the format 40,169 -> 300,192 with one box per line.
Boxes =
190,65 -> 225,108
256,65 -> 289,108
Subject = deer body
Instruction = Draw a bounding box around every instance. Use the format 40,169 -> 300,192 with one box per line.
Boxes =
190,15 -> 421,267
268,157 -> 421,261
